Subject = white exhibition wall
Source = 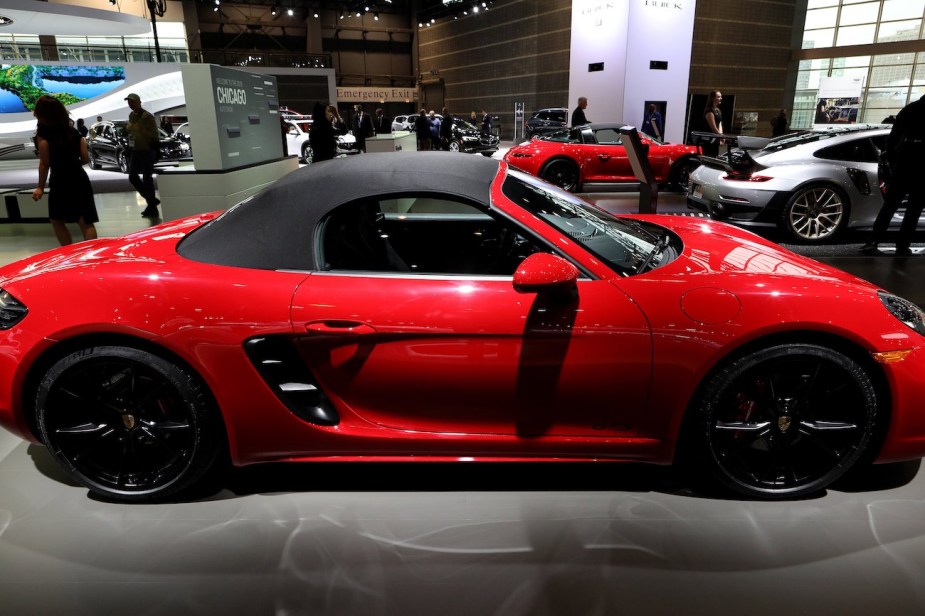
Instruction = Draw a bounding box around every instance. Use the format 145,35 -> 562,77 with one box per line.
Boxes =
569,0 -> 697,144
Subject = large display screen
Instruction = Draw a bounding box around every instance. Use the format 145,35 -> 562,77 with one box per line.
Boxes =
0,64 -> 125,112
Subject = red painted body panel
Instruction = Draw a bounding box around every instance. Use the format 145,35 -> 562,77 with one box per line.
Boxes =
503,134 -> 699,185
1,164 -> 925,479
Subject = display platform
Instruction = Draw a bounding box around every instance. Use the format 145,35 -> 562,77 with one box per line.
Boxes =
365,131 -> 417,153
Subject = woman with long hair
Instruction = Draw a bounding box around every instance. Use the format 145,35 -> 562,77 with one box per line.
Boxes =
31,95 -> 99,245
702,90 -> 724,157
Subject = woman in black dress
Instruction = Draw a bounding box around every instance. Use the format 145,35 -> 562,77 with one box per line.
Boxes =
31,95 -> 98,245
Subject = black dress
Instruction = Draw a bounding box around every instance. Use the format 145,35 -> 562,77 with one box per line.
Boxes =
38,125 -> 98,223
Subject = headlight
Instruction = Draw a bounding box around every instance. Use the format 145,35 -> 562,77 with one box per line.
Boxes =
0,288 -> 28,329
180,142 -> 190,151
879,291 -> 925,335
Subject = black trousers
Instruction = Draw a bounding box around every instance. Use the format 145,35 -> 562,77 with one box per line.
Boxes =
128,149 -> 158,207
871,174 -> 925,249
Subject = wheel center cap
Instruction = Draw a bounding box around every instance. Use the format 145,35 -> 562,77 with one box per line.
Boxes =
778,415 -> 792,433
121,413 -> 137,430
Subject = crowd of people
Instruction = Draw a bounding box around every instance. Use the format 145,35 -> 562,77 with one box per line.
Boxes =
26,91 -> 925,254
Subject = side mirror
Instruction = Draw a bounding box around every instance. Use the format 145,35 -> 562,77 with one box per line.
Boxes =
513,253 -> 579,293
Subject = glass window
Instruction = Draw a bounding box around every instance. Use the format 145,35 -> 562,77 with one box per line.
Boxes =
881,0 -> 925,21
830,66 -> 870,82
796,69 -> 829,90
874,53 -> 916,65
839,2 -> 881,26
914,63 -> 925,84
800,58 -> 832,72
805,7 -> 839,30
836,24 -> 876,46
807,0 -> 839,7
865,87 -> 910,108
803,29 -> 835,49
832,55 -> 871,68
877,20 -> 922,42
869,65 -> 911,87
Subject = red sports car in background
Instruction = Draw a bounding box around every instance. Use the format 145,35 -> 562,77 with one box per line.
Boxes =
504,122 -> 701,192
1,152 -> 925,503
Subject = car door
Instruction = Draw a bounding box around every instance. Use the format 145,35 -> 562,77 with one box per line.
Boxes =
289,197 -> 653,439
580,127 -> 634,183
98,124 -> 118,165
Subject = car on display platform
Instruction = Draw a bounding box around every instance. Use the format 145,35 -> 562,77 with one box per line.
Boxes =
685,125 -> 916,243
524,107 -> 569,139
391,114 -> 414,132
446,117 -> 500,155
283,115 -> 360,163
87,120 -> 191,173
503,123 -> 702,192
2,151 -> 925,503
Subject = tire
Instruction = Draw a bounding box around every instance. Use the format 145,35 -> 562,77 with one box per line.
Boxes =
117,149 -> 129,174
448,140 -> 461,153
780,183 -> 848,243
688,344 -> 878,499
301,143 -> 313,164
669,157 -> 700,192
35,346 -> 225,502
88,148 -> 101,170
540,159 -> 580,192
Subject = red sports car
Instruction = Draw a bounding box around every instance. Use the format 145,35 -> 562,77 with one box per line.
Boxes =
1,152 -> 924,502
503,123 -> 701,192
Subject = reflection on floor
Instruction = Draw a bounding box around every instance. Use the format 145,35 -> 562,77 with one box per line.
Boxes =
2,168 -> 925,615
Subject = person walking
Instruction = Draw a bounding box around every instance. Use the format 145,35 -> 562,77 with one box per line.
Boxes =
31,95 -> 98,245
860,95 -> 925,256
124,93 -> 161,218
374,108 -> 391,134
308,102 -> 337,162
440,107 -> 454,150
571,97 -> 589,127
353,105 -> 374,152
770,109 -> 789,137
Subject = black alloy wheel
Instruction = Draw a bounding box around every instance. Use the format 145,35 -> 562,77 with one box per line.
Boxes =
117,149 -> 129,174
448,140 -> 461,152
301,143 -> 313,164
670,157 -> 700,192
781,183 -> 848,243
36,346 -> 225,502
88,148 -> 101,170
692,344 -> 877,499
540,159 -> 580,192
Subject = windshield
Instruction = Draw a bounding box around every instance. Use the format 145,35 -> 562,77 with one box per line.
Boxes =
538,127 -> 580,143
501,169 -> 678,276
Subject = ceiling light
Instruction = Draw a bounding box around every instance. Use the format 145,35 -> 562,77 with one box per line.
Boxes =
374,12 -> 379,20
287,7 -> 294,15
270,5 -> 277,15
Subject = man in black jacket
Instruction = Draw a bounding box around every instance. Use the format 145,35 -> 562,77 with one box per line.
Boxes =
861,95 -> 925,255
571,97 -> 589,127
440,107 -> 454,150
353,105 -> 374,152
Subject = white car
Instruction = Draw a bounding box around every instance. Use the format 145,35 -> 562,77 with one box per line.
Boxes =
284,116 -> 360,163
391,114 -> 414,132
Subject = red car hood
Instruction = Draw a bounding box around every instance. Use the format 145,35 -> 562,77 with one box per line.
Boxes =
630,214 -> 873,287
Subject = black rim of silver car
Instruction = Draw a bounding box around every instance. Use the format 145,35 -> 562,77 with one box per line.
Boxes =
784,184 -> 846,242
698,344 -> 876,498
118,150 -> 129,174
35,346 -> 222,501
541,159 -> 579,191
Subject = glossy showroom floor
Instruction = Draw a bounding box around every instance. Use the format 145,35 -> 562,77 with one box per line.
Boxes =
2,154 -> 925,615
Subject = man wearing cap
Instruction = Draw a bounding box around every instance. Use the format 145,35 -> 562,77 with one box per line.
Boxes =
124,93 -> 161,218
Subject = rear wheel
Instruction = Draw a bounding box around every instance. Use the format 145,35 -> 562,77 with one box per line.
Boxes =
301,143 -> 314,164
448,140 -> 461,152
669,157 -> 700,192
688,344 -> 878,499
781,183 -> 848,243
117,149 -> 129,174
88,148 -> 101,170
540,159 -> 580,192
36,346 -> 225,502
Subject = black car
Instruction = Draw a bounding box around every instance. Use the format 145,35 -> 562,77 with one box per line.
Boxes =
446,117 -> 500,156
87,120 -> 191,173
524,107 -> 568,139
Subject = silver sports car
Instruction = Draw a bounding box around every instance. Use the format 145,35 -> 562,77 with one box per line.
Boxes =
686,125 -> 918,243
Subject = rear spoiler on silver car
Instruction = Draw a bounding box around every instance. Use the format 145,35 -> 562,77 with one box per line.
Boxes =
689,132 -> 771,174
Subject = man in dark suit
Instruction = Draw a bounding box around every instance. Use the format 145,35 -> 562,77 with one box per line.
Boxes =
571,97 -> 589,127
375,108 -> 391,134
353,105 -> 374,152
861,94 -> 925,256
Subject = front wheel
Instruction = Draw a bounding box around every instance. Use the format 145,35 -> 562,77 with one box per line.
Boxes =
301,143 -> 314,164
36,346 -> 225,502
540,159 -> 580,192
448,140 -> 461,153
781,183 -> 848,243
688,344 -> 878,499
88,148 -> 101,170
117,149 -> 129,174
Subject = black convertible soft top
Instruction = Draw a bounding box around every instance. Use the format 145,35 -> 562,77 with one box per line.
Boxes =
177,151 -> 501,271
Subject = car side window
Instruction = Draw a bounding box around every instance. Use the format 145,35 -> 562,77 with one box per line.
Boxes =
320,197 -> 545,275
595,129 -> 623,145
815,139 -> 878,163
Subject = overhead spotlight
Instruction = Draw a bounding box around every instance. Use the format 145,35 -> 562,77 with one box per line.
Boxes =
214,0 -> 220,4
418,21 -> 423,27
108,0 -> 116,5
213,5 -> 219,11
270,5 -> 277,15
313,11 -> 319,18
356,11 -> 362,17
373,12 -> 379,20
473,6 -> 479,13
287,7 -> 293,15
431,18 -> 435,23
